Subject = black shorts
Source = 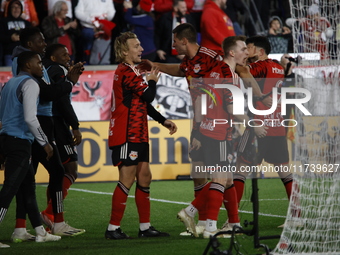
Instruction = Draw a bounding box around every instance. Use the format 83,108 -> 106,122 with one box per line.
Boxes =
53,116 -> 78,163
200,135 -> 235,167
257,136 -> 289,164
111,142 -> 149,167
237,127 -> 257,165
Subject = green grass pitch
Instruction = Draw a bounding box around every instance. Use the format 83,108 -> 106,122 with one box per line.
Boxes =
0,179 -> 289,255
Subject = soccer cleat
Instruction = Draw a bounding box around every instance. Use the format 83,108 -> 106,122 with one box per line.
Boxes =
138,226 -> 170,238
11,231 -> 36,243
52,222 -> 85,236
220,222 -> 243,235
40,211 -> 54,229
0,242 -> 10,248
35,232 -> 61,242
177,209 -> 198,237
105,228 -> 131,240
203,229 -> 231,239
179,225 -> 205,236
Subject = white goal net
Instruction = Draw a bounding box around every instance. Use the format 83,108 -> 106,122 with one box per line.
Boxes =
272,0 -> 340,254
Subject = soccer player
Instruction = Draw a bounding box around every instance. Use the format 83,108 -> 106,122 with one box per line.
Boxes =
233,36 -> 294,226
39,43 -> 84,228
11,27 -> 85,239
105,31 -> 177,240
0,51 -> 61,248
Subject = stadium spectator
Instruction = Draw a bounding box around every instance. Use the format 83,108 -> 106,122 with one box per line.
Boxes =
47,0 -> 73,18
224,0 -> 246,36
154,0 -> 193,16
0,51 -> 60,248
123,0 -> 157,61
11,27 -> 85,238
299,3 -> 333,59
189,0 -> 204,34
40,43 -> 83,230
268,16 -> 291,36
74,0 -> 116,64
106,31 -> 177,240
1,0 -> 39,26
155,0 -> 194,63
200,0 -> 235,55
41,1 -> 80,60
0,0 -> 31,66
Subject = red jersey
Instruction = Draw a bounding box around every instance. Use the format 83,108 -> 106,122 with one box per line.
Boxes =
180,46 -> 223,132
108,63 -> 150,147
198,63 -> 239,140
248,59 -> 285,136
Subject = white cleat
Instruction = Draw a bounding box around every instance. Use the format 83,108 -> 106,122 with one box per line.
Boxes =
0,242 -> 10,248
36,232 -> 61,242
278,218 -> 304,228
177,209 -> 198,237
179,225 -> 205,236
11,231 -> 35,243
203,229 -> 231,239
52,222 -> 85,236
221,222 -> 243,235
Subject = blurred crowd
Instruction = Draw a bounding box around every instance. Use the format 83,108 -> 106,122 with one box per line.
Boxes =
0,0 -> 293,66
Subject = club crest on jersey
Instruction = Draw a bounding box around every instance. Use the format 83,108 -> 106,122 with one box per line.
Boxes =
129,151 -> 138,160
193,64 -> 201,73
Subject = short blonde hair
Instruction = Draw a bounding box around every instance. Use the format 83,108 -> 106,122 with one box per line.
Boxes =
114,32 -> 138,63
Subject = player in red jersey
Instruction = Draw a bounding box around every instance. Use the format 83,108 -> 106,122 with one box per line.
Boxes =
233,36 -> 296,227
105,32 -> 177,240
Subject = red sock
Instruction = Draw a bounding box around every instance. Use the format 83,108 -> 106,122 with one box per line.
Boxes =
62,174 -> 74,199
192,182 -> 211,214
194,182 -> 209,221
284,181 -> 292,200
135,184 -> 150,223
206,182 -> 225,221
54,212 -> 64,223
15,218 -> 26,228
223,185 -> 240,223
45,175 -> 74,215
233,179 -> 245,205
110,182 -> 129,226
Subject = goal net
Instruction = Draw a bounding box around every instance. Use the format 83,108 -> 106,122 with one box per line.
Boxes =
272,0 -> 340,254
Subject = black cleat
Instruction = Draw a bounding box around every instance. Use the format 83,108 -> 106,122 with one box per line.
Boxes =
138,226 -> 170,238
105,228 -> 131,240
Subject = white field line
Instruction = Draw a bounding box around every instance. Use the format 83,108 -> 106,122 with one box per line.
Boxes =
67,187 -> 286,219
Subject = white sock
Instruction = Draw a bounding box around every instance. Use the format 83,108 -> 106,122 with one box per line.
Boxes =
54,222 -> 65,229
205,219 -> 217,232
35,225 -> 46,236
197,220 -> 206,227
184,204 -> 197,218
139,223 -> 151,231
107,224 -> 120,231
13,228 -> 27,234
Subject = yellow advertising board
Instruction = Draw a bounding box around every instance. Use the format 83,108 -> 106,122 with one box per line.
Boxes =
1,119 -> 192,184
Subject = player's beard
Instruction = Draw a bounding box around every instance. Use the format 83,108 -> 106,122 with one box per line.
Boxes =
176,10 -> 184,18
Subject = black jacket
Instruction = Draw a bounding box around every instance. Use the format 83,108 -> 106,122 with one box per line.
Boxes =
43,58 -> 79,130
